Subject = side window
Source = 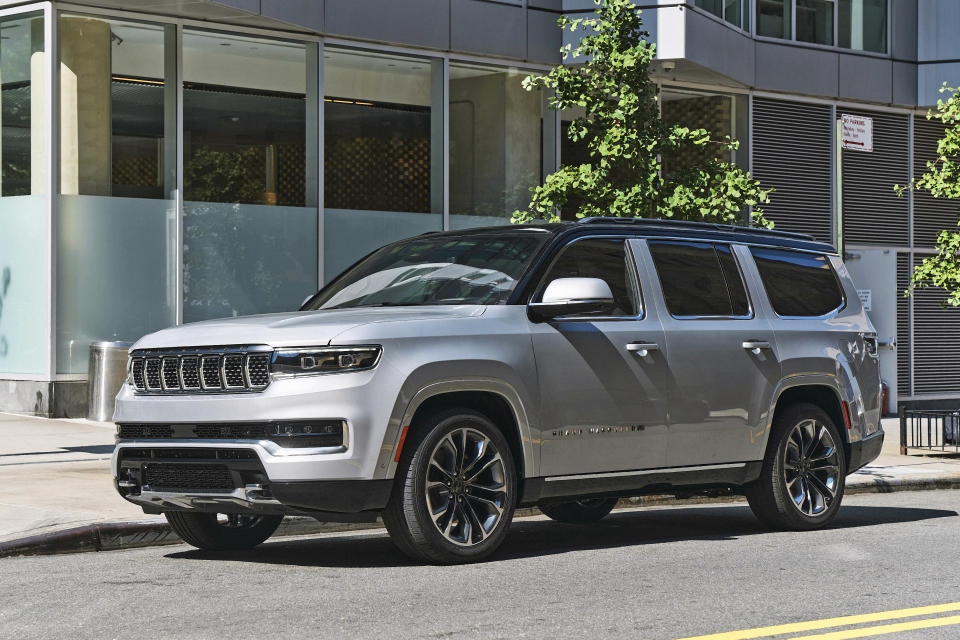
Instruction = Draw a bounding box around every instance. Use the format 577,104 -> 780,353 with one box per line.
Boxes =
649,241 -> 750,318
716,245 -> 750,317
750,247 -> 844,317
538,238 -> 638,317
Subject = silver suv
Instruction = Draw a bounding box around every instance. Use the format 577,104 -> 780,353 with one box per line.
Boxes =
113,218 -> 883,563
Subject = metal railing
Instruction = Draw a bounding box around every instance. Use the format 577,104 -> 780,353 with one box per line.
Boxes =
899,408 -> 960,454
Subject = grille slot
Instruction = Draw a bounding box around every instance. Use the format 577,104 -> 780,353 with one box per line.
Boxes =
180,357 -> 200,390
143,463 -> 235,493
161,358 -> 180,390
201,356 -> 222,390
130,347 -> 273,394
246,354 -> 270,388
132,359 -> 145,389
144,359 -> 162,391
223,355 -> 245,389
193,424 -> 269,439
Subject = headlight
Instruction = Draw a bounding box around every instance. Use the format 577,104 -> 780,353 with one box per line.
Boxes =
271,346 -> 382,377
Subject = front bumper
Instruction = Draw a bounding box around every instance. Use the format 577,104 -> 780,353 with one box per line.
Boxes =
113,442 -> 393,519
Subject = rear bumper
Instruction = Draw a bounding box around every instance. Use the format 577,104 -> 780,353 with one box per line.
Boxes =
848,429 -> 884,474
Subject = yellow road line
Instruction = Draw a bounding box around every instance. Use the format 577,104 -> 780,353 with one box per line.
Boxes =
674,602 -> 960,640
792,614 -> 960,639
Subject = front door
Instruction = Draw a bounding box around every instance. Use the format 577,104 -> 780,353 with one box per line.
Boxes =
531,237 -> 668,476
635,239 -> 781,467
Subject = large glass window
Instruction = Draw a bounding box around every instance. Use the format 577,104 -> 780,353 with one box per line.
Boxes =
660,88 -> 747,176
182,31 -> 317,322
0,11 -> 47,375
55,16 -> 177,373
450,64 -> 544,230
796,0 -> 834,45
323,48 -> 441,280
750,247 -> 844,317
839,0 -> 886,53
757,0 -> 792,39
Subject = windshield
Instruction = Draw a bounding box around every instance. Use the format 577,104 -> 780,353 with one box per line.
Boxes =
304,232 -> 549,310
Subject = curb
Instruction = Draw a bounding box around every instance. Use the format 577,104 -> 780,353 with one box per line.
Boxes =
2,474 -> 960,559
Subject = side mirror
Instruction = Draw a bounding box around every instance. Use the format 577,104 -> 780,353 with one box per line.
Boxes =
528,277 -> 616,323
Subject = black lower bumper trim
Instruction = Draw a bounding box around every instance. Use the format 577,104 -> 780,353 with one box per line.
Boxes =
271,479 -> 393,514
848,430 -> 884,473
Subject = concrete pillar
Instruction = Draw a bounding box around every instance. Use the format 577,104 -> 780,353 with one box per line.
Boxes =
30,16 -> 112,196
59,17 -> 112,196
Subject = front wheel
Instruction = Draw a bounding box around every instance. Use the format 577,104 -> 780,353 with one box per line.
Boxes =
539,498 -> 619,523
383,408 -> 517,564
745,402 -> 847,530
165,512 -> 282,550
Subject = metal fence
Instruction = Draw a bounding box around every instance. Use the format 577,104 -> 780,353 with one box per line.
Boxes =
900,408 -> 960,454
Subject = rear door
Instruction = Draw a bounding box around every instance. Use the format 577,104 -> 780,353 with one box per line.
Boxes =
531,236 -> 669,476
634,239 -> 781,467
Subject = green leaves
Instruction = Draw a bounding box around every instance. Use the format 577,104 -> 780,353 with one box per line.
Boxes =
512,0 -> 771,229
900,84 -> 960,305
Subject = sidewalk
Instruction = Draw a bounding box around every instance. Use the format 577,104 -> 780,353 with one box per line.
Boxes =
1,412 -> 959,557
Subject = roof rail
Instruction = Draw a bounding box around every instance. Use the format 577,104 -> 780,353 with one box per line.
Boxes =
574,217 -> 817,242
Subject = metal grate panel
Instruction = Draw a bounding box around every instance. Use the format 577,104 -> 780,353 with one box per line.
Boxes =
181,356 -> 200,390
246,354 -> 270,388
897,252 -> 911,397
222,355 -> 245,389
752,98 -> 834,244
143,463 -> 235,493
144,358 -> 162,391
913,117 -> 959,248
841,110 -> 908,245
161,357 -> 180,390
912,280 -> 960,394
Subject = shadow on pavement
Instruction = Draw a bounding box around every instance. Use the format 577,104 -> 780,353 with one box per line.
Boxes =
165,502 -> 957,568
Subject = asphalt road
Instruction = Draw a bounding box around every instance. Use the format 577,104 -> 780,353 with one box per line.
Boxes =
2,490 -> 959,640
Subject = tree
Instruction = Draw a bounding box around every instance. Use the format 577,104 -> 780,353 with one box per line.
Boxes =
512,0 -> 772,227
899,84 -> 960,306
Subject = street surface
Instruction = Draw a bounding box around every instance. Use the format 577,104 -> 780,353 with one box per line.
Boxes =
1,490 -> 958,640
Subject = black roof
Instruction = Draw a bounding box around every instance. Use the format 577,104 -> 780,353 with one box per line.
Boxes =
437,217 -> 836,254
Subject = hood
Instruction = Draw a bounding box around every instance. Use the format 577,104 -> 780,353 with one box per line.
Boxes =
133,306 -> 485,350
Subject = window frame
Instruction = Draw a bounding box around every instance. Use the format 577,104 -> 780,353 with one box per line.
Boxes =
531,234 -> 645,322
749,246 -> 848,320
752,0 -> 890,57
648,239 -> 755,321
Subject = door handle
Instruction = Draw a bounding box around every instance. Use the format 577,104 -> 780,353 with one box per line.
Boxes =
742,340 -> 771,355
627,342 -> 660,357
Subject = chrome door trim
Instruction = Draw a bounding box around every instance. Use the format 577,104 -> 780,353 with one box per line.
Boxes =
543,462 -> 747,482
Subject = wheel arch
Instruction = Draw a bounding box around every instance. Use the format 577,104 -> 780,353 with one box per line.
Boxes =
769,380 -> 851,467
377,378 -> 537,482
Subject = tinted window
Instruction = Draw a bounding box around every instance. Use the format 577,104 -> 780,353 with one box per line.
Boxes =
539,238 -> 637,316
750,247 -> 844,317
649,241 -> 748,317
716,245 -> 750,316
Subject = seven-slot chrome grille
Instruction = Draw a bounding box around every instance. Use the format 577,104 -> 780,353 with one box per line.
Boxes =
129,346 -> 272,394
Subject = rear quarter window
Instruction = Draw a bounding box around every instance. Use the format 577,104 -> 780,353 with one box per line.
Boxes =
750,247 -> 844,317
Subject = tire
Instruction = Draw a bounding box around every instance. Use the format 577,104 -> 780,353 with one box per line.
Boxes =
383,408 -> 518,564
539,498 -> 619,523
165,512 -> 283,550
745,402 -> 847,531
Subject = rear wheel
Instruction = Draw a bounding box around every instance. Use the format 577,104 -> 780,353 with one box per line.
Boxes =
539,498 -> 619,523
745,402 -> 846,530
165,512 -> 282,550
383,408 -> 517,564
